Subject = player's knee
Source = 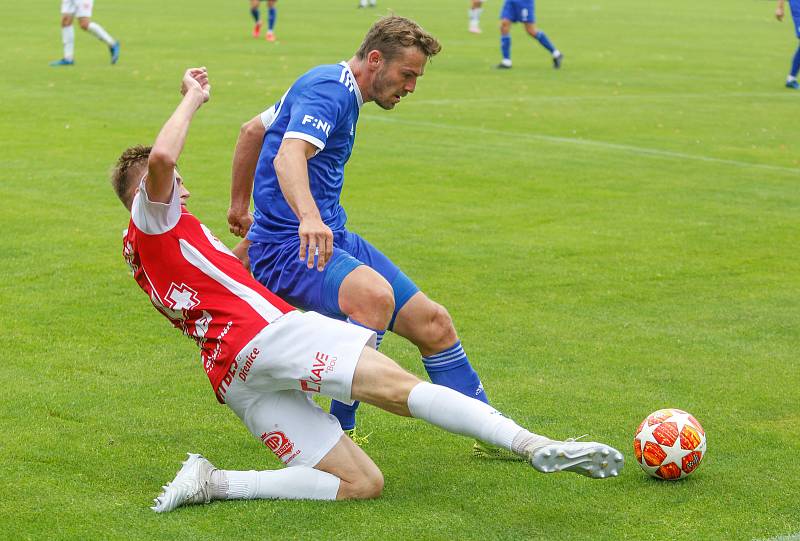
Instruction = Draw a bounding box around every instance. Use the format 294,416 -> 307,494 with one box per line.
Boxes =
78,19 -> 90,30
344,279 -> 394,329
61,15 -> 72,27
346,470 -> 384,500
426,302 -> 457,349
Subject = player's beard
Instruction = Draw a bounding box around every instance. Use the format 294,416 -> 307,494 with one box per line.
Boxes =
372,68 -> 400,110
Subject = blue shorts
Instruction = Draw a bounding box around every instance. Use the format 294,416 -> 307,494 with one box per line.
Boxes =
249,230 -> 419,329
500,0 -> 535,23
791,2 -> 800,38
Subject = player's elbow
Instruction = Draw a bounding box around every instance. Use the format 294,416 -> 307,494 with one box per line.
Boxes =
148,149 -> 176,172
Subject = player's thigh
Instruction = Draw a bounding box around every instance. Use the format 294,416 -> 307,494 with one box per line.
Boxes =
226,387 -> 345,468
351,347 -> 421,416
248,238 -> 361,319
340,231 -> 420,327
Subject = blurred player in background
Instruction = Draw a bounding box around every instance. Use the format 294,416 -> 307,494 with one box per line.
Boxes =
250,0 -> 278,41
228,16 -> 517,460
776,0 -> 800,88
111,67 -> 624,513
469,0 -> 485,34
358,0 -> 377,7
497,0 -> 562,69
50,0 -> 120,66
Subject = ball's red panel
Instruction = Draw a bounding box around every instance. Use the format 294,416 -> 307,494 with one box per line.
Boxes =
643,441 -> 667,466
688,414 -> 705,435
656,462 -> 682,480
680,424 -> 702,450
648,410 -> 673,426
634,438 -> 643,463
653,421 -> 679,447
682,451 -> 703,474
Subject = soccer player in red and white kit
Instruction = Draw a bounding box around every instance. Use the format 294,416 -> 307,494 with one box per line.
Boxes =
110,67 -> 624,513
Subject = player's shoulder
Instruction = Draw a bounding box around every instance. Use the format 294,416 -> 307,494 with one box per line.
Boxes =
294,63 -> 357,97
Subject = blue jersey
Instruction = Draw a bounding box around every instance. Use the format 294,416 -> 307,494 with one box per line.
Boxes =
249,62 -> 364,243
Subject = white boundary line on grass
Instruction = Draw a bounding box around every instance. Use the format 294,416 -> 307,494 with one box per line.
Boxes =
362,115 -> 800,175
410,92 -> 794,106
754,532 -> 800,541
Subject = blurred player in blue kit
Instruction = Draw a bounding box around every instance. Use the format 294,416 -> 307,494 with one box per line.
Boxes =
228,16 -> 516,459
776,0 -> 800,88
497,0 -> 562,69
250,0 -> 277,41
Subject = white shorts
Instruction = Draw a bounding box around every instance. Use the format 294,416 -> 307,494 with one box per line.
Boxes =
61,0 -> 93,17
224,311 -> 375,468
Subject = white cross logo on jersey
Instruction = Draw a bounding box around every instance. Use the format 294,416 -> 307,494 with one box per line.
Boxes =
165,283 -> 200,310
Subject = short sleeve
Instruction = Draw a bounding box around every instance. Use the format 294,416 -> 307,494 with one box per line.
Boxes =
130,173 -> 181,235
283,79 -> 349,151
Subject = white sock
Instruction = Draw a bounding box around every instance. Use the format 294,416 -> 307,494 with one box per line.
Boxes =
87,21 -> 115,46
359,0 -> 367,5
219,467 -> 340,500
553,49 -> 561,58
407,381 -> 537,452
788,75 -> 797,83
62,25 -> 75,60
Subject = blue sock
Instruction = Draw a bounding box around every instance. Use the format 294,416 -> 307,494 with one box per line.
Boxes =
422,341 -> 489,404
329,318 -> 386,430
268,7 -> 277,31
791,44 -> 800,77
535,31 -> 556,53
250,7 -> 260,22
501,34 -> 511,61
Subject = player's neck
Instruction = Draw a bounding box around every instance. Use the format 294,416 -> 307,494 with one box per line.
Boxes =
346,56 -> 373,103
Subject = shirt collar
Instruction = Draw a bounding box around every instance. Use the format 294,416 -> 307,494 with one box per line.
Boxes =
339,61 -> 364,109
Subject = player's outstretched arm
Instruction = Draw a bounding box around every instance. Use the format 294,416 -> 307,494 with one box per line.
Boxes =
777,0 -> 786,21
273,138 -> 333,271
147,67 -> 211,204
228,115 -> 264,237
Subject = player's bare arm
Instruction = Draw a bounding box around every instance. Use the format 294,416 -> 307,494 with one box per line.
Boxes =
228,114 -> 264,237
147,68 -> 210,203
777,0 -> 786,20
273,137 -> 333,271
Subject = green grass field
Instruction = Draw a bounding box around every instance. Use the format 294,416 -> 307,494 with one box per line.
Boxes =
2,0 -> 799,539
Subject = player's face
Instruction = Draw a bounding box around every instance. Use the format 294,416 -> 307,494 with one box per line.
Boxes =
174,170 -> 191,206
372,47 -> 427,110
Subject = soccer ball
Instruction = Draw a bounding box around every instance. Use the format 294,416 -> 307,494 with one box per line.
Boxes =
633,408 -> 706,480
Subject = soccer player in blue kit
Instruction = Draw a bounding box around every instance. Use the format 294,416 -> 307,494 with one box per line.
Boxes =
228,16 -> 514,459
497,0 -> 562,69
249,0 -> 277,41
776,0 -> 800,88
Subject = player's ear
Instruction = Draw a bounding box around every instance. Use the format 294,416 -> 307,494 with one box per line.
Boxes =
367,49 -> 383,69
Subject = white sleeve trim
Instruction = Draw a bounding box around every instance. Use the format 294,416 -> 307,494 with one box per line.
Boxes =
130,173 -> 181,235
260,105 -> 277,129
284,131 -> 325,155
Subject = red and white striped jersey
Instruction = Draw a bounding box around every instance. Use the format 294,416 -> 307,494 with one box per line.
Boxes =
122,177 -> 295,403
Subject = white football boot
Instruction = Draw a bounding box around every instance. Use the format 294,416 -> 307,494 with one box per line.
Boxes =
530,438 -> 624,479
151,453 -> 216,512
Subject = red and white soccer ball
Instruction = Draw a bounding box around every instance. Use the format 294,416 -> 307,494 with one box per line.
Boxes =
633,408 -> 706,480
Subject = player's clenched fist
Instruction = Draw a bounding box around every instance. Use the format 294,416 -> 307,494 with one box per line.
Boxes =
182,67 -> 211,103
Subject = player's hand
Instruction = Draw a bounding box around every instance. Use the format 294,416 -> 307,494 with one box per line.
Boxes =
298,217 -> 333,271
776,6 -> 785,20
181,67 -> 211,103
227,206 -> 253,238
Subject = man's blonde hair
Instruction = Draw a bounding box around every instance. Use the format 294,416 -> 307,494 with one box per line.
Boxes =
355,15 -> 441,62
110,145 -> 151,209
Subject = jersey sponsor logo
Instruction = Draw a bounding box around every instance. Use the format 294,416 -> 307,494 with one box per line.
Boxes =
165,282 -> 200,310
301,114 -> 332,136
204,320 -> 233,372
213,347 -> 238,401
237,346 -> 260,382
299,351 -> 337,393
261,431 -> 302,464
